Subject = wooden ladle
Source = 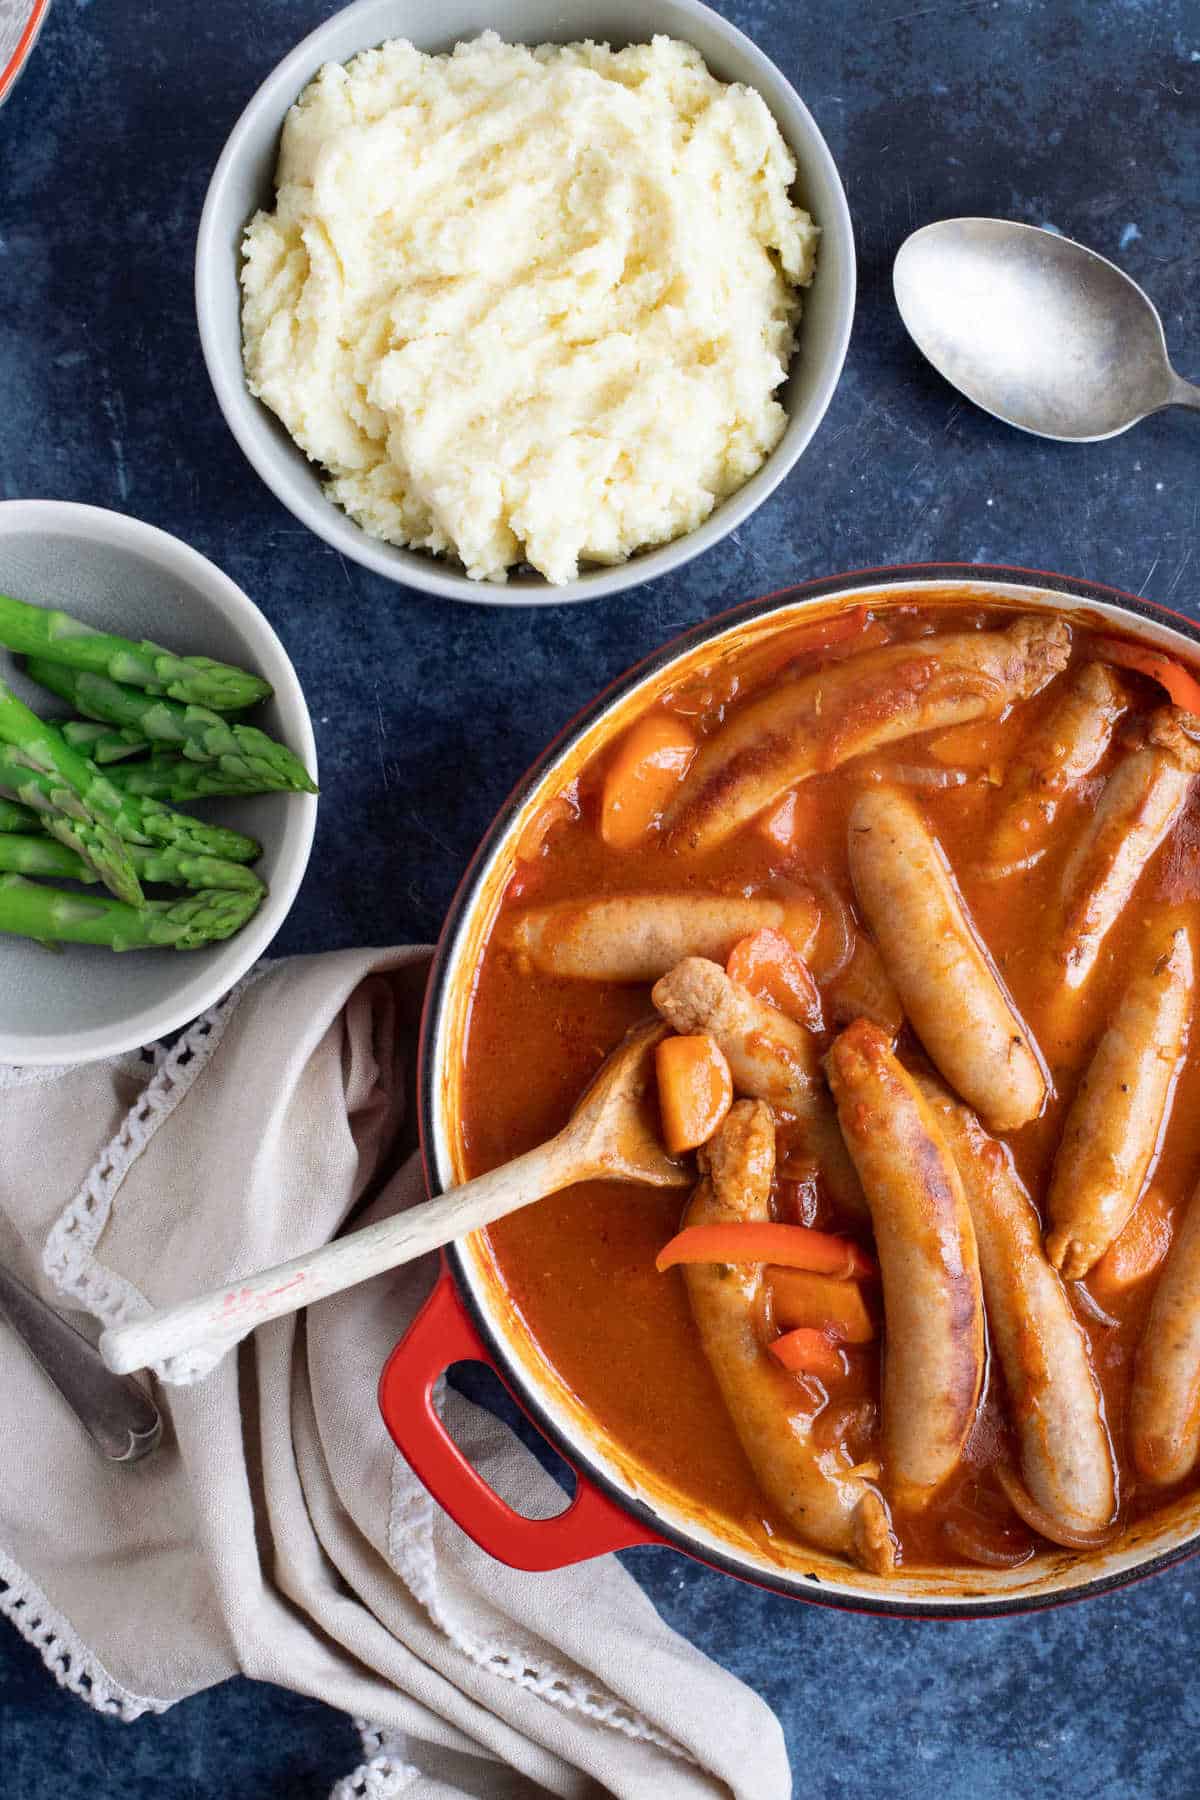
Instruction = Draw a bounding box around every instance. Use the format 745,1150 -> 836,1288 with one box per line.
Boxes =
100,1018 -> 688,1377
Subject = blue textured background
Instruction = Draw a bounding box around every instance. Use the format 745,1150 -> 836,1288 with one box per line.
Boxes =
2,0 -> 1199,1793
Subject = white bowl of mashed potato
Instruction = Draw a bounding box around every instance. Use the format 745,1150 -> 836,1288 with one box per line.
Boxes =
197,0 -> 854,604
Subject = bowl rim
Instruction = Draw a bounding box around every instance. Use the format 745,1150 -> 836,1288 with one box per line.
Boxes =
0,499 -> 318,1066
417,558 -> 1200,1615
0,0 -> 50,107
194,0 -> 856,606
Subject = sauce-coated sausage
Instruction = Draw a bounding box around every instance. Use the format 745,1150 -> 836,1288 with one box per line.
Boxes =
1046,924 -> 1192,1280
508,892 -> 818,982
682,1100 -> 896,1572
1131,1180 -> 1200,1486
847,785 -> 1047,1131
984,661 -> 1127,875
667,616 -> 1071,853
918,1076 -> 1117,1542
652,957 -> 865,1215
1050,707 -> 1200,991
826,1021 -> 986,1512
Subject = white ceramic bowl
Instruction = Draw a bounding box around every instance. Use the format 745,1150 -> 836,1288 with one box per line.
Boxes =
0,502 -> 318,1066
195,0 -> 855,606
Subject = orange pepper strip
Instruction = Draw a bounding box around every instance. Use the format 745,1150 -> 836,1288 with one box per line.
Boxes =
769,1326 -> 847,1382
1092,637 -> 1200,716
727,927 -> 824,1031
655,1222 -> 875,1279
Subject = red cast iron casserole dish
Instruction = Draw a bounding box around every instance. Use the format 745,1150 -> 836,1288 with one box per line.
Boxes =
381,562 -> 1200,1617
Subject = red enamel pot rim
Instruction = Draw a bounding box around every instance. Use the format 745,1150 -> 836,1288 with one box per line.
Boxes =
397,560 -> 1200,1617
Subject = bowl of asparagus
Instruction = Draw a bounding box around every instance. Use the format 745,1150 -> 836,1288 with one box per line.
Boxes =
0,500 -> 318,1065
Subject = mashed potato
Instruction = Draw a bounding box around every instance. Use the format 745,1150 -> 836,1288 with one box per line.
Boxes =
241,33 -> 818,585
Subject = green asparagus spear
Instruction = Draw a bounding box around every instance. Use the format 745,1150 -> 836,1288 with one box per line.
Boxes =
0,873 -> 261,950
0,833 -> 265,895
103,759 -> 274,803
61,719 -> 151,763
0,749 -> 261,864
0,798 -> 38,832
0,595 -> 272,711
27,658 -> 316,792
0,680 -> 143,905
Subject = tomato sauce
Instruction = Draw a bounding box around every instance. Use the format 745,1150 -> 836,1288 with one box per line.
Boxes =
458,598 -> 1200,1573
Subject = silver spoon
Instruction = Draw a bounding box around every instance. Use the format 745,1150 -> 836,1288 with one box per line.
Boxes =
0,1260 -> 162,1460
893,217 -> 1200,442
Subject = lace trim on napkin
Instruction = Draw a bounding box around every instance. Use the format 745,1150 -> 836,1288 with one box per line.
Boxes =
0,1547 -> 168,1720
387,1446 -> 694,1765
41,968 -> 271,1372
329,1721 -> 420,1799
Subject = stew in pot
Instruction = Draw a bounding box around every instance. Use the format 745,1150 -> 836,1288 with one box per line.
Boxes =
458,597 -> 1200,1575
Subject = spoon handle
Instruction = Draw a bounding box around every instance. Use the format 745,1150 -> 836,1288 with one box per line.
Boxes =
99,1132 -> 583,1377
0,1261 -> 162,1460
1168,372 -> 1200,413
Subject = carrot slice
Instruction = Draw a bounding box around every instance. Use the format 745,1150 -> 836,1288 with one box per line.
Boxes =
600,714 -> 697,850
770,1267 -> 875,1342
1092,636 -> 1200,716
769,1326 -> 847,1382
726,927 -> 823,1030
1089,1185 -> 1173,1301
655,1222 -> 876,1279
654,1033 -> 733,1155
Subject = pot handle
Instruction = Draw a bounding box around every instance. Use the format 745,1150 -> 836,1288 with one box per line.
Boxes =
378,1269 -> 664,1571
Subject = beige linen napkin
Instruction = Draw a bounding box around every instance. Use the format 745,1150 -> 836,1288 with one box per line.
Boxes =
0,948 -> 790,1800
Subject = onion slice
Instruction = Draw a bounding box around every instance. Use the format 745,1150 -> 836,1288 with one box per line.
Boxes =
861,763 -> 969,790
808,873 -> 856,983
1070,1281 -> 1121,1331
942,1515 -> 1036,1569
995,1462 -> 1119,1552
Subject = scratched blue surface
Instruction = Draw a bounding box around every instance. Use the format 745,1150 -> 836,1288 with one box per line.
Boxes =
1,0 -> 1199,1794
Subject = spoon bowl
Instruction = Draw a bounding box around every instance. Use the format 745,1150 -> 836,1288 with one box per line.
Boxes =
894,217 -> 1200,442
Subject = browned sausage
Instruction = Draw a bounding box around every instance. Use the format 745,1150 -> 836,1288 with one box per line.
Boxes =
917,1076 -> 1117,1542
682,1100 -> 895,1573
1050,707 -> 1200,991
666,615 -> 1071,853
1045,924 -> 1193,1280
825,1021 -> 985,1512
847,785 -> 1048,1131
984,662 -> 1127,875
1131,1179 -> 1200,1486
508,892 -> 818,982
651,957 -> 866,1216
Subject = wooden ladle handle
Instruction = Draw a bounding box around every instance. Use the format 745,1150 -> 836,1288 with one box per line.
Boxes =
99,1133 -> 580,1377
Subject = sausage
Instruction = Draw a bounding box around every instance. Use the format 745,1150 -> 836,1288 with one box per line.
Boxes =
847,785 -> 1048,1131
1050,706 -> 1200,991
508,892 -> 818,983
984,662 -> 1127,875
825,1020 -> 985,1512
682,1100 -> 896,1573
1131,1179 -> 1200,1486
1045,923 -> 1192,1280
651,957 -> 866,1216
666,615 -> 1071,853
917,1075 -> 1116,1542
